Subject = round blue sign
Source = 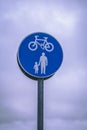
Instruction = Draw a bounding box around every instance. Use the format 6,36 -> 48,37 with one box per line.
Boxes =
17,32 -> 63,79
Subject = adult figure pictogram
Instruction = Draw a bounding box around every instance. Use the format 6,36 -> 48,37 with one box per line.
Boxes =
39,53 -> 48,74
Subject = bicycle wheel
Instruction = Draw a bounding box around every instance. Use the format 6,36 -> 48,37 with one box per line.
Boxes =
28,41 -> 38,51
45,42 -> 54,52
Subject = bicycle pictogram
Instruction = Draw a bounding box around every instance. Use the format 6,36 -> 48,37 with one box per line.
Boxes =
28,35 -> 54,52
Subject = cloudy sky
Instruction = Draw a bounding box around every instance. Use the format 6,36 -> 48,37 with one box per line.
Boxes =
0,0 -> 87,130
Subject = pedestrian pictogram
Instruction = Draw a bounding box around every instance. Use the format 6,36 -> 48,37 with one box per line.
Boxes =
33,52 -> 48,75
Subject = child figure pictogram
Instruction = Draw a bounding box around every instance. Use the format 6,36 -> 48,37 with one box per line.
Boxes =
33,62 -> 39,74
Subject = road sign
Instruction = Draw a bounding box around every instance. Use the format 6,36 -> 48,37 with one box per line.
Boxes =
17,32 -> 63,79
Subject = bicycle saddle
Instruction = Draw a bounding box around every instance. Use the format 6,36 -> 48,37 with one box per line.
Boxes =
44,37 -> 48,39
35,35 -> 39,38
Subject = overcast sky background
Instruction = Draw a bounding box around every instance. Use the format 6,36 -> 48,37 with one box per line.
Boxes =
0,0 -> 87,130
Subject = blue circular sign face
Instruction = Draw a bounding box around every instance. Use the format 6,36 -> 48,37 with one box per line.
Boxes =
17,32 -> 63,79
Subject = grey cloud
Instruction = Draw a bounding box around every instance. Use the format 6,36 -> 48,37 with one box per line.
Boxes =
0,121 -> 36,130
45,118 -> 87,130
0,0 -> 87,130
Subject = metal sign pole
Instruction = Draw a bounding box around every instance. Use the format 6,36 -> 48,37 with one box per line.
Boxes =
37,78 -> 44,130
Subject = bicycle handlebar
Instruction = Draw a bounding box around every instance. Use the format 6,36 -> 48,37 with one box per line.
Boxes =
35,35 -> 48,40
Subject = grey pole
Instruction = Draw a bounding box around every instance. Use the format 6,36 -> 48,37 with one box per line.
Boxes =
37,78 -> 44,130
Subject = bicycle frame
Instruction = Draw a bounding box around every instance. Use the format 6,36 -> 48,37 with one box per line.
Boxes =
35,37 -> 47,50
